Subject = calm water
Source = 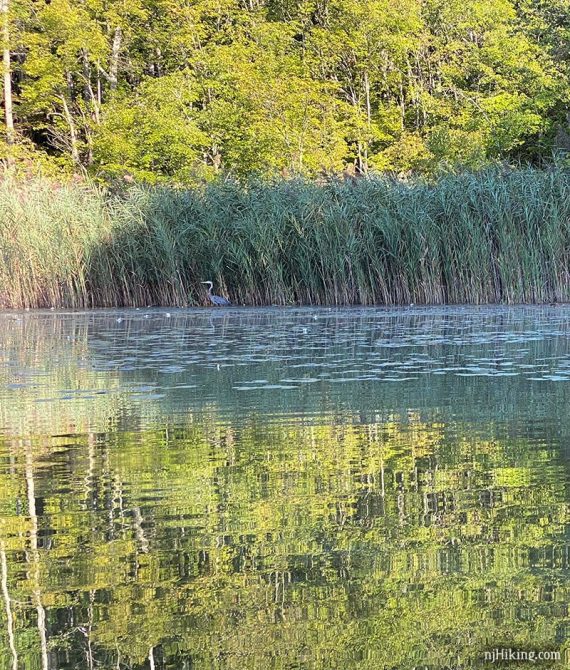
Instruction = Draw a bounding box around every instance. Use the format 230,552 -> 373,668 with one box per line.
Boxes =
0,306 -> 569,669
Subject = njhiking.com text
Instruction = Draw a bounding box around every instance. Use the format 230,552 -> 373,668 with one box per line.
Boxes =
483,648 -> 562,664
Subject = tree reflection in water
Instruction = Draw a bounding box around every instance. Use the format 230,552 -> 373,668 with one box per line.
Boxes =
0,307 -> 568,668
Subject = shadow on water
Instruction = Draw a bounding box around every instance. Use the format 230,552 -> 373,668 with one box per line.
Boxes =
0,306 -> 569,668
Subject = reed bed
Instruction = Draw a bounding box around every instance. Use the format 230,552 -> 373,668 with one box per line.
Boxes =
1,167 -> 569,308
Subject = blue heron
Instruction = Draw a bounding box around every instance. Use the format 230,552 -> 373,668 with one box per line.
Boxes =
201,281 -> 231,306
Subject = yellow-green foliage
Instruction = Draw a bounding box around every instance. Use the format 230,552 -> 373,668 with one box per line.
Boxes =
0,413 -> 568,668
3,0 -> 570,179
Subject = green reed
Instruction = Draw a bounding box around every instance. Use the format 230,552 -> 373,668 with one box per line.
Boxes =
1,166 -> 569,307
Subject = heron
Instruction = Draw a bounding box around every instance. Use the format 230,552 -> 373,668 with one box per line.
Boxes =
201,281 -> 231,306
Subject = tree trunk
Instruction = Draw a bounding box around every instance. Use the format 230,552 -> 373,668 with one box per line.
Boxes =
109,27 -> 122,90
25,442 -> 49,670
1,0 -> 14,158
81,49 -> 91,106
0,543 -> 18,670
363,70 -> 371,173
60,95 -> 81,166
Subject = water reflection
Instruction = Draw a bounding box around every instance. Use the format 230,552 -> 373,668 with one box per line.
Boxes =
0,307 -> 569,668
2,306 -> 570,431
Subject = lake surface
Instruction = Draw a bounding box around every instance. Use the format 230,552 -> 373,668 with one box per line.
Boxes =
0,306 -> 569,669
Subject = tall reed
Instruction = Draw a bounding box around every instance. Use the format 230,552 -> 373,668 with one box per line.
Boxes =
1,167 -> 569,308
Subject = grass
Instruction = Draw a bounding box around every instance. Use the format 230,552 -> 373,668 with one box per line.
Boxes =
1,166 -> 569,308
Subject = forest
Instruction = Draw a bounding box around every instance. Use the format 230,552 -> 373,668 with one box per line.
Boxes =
2,0 -> 570,308
1,0 -> 570,183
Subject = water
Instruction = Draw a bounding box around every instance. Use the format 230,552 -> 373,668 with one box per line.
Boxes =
0,306 -> 569,669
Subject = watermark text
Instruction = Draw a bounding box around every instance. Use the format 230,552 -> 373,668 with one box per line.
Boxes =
483,648 -> 562,664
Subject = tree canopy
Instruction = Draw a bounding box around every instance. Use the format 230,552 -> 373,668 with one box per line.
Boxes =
1,0 -> 569,182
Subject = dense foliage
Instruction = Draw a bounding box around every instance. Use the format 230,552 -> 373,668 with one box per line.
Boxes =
1,0 -> 570,182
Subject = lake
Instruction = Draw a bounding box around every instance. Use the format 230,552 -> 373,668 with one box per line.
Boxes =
0,306 -> 569,669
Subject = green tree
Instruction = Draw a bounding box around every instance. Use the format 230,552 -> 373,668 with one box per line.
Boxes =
0,0 -> 568,180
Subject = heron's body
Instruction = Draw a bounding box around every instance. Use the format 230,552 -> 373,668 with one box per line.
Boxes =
201,281 -> 231,306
